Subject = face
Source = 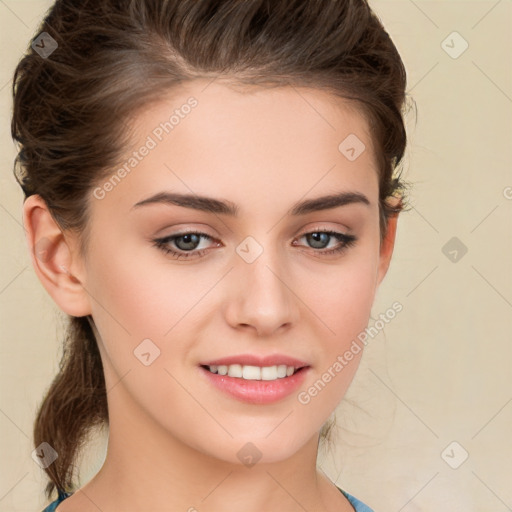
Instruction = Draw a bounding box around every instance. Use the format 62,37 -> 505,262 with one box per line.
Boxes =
38,80 -> 396,465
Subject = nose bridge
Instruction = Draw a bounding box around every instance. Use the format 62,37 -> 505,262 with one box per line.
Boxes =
228,232 -> 297,334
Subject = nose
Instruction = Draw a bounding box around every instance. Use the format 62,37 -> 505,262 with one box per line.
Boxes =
223,245 -> 299,337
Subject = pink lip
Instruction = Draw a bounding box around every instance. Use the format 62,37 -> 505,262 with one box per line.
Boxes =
199,366 -> 310,405
200,353 -> 309,368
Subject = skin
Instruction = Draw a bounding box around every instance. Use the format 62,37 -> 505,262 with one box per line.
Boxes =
24,79 -> 399,512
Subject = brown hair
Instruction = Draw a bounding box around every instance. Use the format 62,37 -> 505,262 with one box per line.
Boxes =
12,0 -> 411,500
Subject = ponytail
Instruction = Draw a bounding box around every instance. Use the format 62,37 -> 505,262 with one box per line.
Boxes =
33,316 -> 108,499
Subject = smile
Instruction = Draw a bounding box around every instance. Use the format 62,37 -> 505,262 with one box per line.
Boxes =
204,364 -> 298,381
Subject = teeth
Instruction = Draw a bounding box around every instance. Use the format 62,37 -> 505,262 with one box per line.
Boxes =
206,364 -> 298,381
227,364 -> 243,378
243,365 -> 261,380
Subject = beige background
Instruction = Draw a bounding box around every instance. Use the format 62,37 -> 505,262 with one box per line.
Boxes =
1,1 -> 511,511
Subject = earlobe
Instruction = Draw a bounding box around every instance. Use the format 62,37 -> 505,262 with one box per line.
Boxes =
23,194 -> 92,317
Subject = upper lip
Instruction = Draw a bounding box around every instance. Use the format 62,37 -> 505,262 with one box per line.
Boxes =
200,354 -> 310,368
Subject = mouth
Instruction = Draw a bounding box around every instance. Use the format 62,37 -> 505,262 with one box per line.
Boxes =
200,363 -> 307,381
198,355 -> 311,404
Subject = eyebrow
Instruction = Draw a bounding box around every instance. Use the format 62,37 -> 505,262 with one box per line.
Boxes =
131,190 -> 370,216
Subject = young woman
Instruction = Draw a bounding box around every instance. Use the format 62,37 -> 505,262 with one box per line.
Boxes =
12,1 -> 410,510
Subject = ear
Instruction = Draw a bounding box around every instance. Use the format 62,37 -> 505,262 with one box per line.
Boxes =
376,198 -> 401,287
22,194 -> 92,317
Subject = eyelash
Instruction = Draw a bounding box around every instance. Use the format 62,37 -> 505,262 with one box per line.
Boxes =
152,228 -> 357,260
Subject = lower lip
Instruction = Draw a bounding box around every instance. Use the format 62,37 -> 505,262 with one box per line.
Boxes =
199,366 -> 310,404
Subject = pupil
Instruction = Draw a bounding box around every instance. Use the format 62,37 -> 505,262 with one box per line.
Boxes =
177,234 -> 199,250
308,232 -> 328,249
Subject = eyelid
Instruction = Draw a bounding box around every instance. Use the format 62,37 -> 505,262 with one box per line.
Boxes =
155,224 -> 216,238
300,223 -> 352,237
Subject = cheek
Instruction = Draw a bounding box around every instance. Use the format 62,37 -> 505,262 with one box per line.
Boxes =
83,246 -> 202,419
82,240 -> 168,369
307,256 -> 378,344
86,240 -> 199,336
295,266 -> 377,423
84,238 -> 222,390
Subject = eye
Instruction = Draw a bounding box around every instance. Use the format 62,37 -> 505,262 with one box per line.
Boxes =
293,229 -> 357,256
152,228 -> 358,260
152,231 -> 217,260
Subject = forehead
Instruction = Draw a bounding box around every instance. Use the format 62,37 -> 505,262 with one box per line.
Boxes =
133,78 -> 376,159
91,79 -> 380,220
